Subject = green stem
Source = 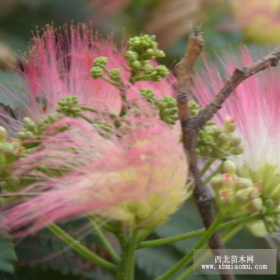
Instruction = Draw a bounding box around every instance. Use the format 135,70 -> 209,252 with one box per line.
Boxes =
125,229 -> 138,280
175,224 -> 244,279
203,160 -> 223,185
133,75 -> 152,82
76,113 -> 93,124
101,76 -> 124,88
138,214 -> 260,248
88,217 -> 120,265
116,229 -> 138,280
47,223 -> 117,273
80,106 -> 98,113
154,214 -> 224,280
200,159 -> 215,177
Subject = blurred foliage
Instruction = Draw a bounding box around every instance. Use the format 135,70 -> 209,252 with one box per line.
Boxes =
0,0 -> 280,279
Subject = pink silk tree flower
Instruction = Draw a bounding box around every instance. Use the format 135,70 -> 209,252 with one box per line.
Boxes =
3,116 -> 190,234
0,24 -> 175,135
191,47 -> 280,236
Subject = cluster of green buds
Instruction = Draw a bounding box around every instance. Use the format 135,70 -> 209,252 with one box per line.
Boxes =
0,127 -> 26,205
57,96 -> 81,117
139,88 -> 178,125
0,127 -> 24,178
125,35 -> 168,83
90,56 -> 125,89
238,164 -> 280,234
195,108 -> 243,158
210,160 -> 262,218
17,115 -> 64,148
93,120 -> 113,135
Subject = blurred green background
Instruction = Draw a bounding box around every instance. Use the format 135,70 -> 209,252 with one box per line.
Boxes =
1,0 -> 280,279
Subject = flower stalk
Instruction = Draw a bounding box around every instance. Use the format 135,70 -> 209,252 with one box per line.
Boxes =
47,223 -> 117,273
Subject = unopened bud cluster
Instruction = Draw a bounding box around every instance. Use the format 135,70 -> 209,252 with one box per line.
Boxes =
17,115 -> 64,148
210,160 -> 262,218
140,88 -> 178,125
0,127 -> 26,204
194,105 -> 243,158
90,56 -> 124,89
0,127 -> 24,178
125,35 -> 168,83
57,96 -> 81,117
239,164 -> 280,234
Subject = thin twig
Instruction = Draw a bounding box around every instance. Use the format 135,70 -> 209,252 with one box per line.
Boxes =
173,26 -> 235,280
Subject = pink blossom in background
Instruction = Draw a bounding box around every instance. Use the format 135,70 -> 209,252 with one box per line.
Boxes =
4,116 -> 189,235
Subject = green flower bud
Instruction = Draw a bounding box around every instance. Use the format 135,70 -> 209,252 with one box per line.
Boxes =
157,50 -> 165,57
0,127 -> 7,143
236,189 -> 249,202
130,60 -> 141,69
109,68 -> 122,80
218,133 -> 229,144
236,178 -> 253,189
146,48 -> 155,56
232,145 -> 244,155
155,65 -> 169,78
220,189 -> 233,205
23,117 -> 32,125
247,198 -> 263,212
264,198 -> 275,208
125,50 -> 138,61
212,125 -> 223,136
222,174 -> 234,188
224,116 -> 236,133
223,160 -> 236,175
231,137 -> 242,147
210,176 -> 223,189
1,143 -> 14,156
264,216 -> 274,225
93,56 -> 108,67
248,187 -> 260,200
90,66 -> 103,78
142,64 -> 154,74
17,132 -> 26,139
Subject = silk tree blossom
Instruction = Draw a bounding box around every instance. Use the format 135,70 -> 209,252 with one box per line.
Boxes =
3,116 -> 190,234
0,24 -> 175,136
191,47 -> 280,235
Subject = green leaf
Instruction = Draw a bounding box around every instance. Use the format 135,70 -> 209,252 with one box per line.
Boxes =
136,245 -> 182,279
0,72 -> 28,109
154,199 -> 204,254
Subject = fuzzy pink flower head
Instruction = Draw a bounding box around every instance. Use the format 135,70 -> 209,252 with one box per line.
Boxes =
0,24 -> 175,135
3,116 -> 189,234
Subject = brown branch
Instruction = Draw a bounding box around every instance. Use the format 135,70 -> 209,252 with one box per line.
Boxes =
174,27 -> 235,280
